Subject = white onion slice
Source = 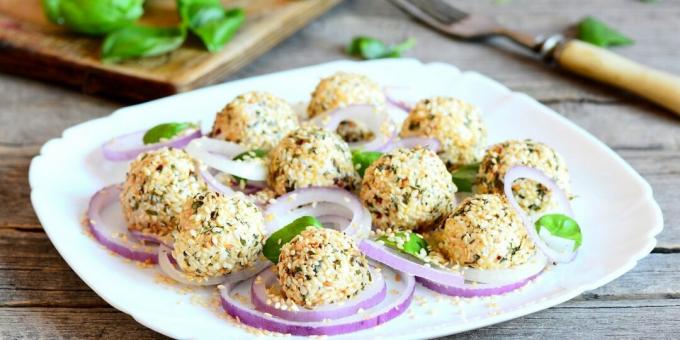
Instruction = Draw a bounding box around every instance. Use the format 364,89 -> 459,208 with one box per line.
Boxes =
185,137 -> 267,181
503,166 -> 577,263
251,266 -> 386,322
310,105 -> 394,151
101,129 -> 201,161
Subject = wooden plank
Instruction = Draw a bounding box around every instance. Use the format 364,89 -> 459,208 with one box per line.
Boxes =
0,0 -> 341,101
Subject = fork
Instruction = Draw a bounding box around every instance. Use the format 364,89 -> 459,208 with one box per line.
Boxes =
389,0 -> 680,116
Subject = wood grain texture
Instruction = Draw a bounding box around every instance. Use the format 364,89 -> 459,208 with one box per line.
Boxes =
1,0 -> 679,338
0,0 -> 341,101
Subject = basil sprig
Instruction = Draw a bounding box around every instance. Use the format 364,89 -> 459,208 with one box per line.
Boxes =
535,214 -> 582,251
578,17 -> 633,48
451,163 -> 480,192
102,25 -> 187,63
42,0 -> 144,35
178,0 -> 245,52
263,216 -> 323,263
142,122 -> 198,145
346,36 -> 415,60
351,150 -> 383,177
377,232 -> 428,258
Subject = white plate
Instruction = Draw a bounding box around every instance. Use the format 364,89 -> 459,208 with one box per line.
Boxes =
29,59 -> 663,339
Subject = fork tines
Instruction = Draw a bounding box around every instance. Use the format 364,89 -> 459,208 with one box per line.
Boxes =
401,0 -> 469,25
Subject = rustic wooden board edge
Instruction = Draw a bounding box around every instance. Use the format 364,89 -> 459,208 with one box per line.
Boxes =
0,0 -> 342,102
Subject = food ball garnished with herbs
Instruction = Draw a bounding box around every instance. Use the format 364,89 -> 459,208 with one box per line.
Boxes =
277,227 -> 372,308
426,194 -> 536,269
360,147 -> 457,231
120,147 -> 206,237
474,139 -> 571,213
399,96 -> 487,170
267,125 -> 360,196
173,191 -> 265,279
211,91 -> 299,151
307,72 -> 386,142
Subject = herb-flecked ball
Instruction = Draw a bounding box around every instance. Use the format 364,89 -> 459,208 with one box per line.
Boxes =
307,72 -> 386,142
360,147 -> 458,231
277,228 -> 372,308
211,91 -> 299,151
426,194 -> 536,269
267,125 -> 360,196
474,139 -> 571,213
120,148 -> 206,236
173,191 -> 265,279
399,96 -> 487,170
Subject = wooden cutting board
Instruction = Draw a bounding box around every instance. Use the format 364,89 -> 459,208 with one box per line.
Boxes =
0,0 -> 341,101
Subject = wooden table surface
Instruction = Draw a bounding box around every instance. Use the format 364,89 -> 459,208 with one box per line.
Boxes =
1,0 -> 679,338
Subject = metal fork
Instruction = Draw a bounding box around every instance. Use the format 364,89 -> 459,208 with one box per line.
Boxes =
388,0 -> 680,116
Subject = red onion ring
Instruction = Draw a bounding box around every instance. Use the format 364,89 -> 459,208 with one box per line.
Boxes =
86,185 -> 158,263
158,245 -> 269,286
503,166 -> 577,263
251,266 -> 386,322
378,137 -> 441,153
383,86 -> 415,113
218,267 -> 414,336
359,239 -> 464,285
417,271 -> 541,297
199,166 -> 236,195
101,129 -> 201,161
461,253 -> 548,285
264,187 -> 371,240
185,137 -> 267,181
310,105 -> 394,151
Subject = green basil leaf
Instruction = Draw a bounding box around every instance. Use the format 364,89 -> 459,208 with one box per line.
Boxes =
42,0 -> 144,36
377,232 -> 428,258
193,9 -> 245,52
102,25 -> 187,63
346,36 -> 415,60
535,213 -> 582,251
578,16 -> 634,47
142,122 -> 197,145
177,0 -> 245,52
232,149 -> 268,186
263,216 -> 323,263
451,162 -> 479,192
351,150 -> 383,177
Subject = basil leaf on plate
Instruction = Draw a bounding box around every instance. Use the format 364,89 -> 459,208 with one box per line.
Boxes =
351,150 -> 383,177
578,16 -> 634,47
178,0 -> 245,52
263,216 -> 323,263
102,25 -> 187,63
451,162 -> 479,192
535,213 -> 582,251
377,232 -> 428,258
41,0 -> 144,35
346,36 -> 415,60
142,122 -> 197,145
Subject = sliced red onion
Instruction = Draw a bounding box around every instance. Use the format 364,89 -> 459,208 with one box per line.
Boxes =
251,266 -> 386,322
503,166 -> 577,263
102,129 -> 201,161
185,137 -> 267,181
417,271 -> 541,297
358,240 -> 464,285
86,185 -> 158,263
158,245 -> 269,286
264,187 -> 370,240
317,214 -> 351,230
461,253 -> 548,285
310,105 -> 394,151
383,86 -> 416,113
199,166 -> 236,195
378,137 -> 441,153
218,268 -> 414,336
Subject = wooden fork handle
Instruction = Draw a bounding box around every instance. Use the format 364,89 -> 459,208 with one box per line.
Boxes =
554,39 -> 680,116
